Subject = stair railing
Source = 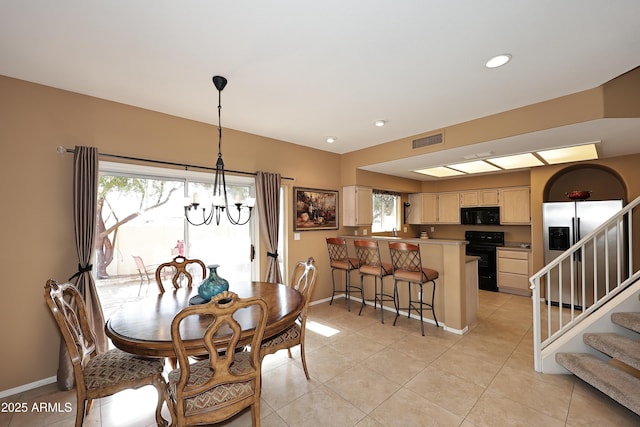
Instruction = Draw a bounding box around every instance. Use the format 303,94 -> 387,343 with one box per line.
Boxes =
530,194 -> 640,372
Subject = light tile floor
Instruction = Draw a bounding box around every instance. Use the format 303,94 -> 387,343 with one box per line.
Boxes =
2,290 -> 639,426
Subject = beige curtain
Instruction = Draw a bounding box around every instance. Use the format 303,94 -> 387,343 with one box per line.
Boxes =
57,146 -> 108,390
255,171 -> 282,283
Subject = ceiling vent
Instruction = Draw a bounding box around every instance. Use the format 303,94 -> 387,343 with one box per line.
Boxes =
412,132 -> 443,149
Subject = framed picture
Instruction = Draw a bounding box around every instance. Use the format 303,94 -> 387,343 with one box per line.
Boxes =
294,187 -> 339,231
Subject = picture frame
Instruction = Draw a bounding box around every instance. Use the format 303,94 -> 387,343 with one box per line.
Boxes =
294,187 -> 339,231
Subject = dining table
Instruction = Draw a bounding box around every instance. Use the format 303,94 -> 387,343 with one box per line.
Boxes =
105,281 -> 304,358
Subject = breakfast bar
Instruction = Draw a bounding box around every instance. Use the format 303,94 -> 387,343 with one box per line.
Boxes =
340,236 -> 477,334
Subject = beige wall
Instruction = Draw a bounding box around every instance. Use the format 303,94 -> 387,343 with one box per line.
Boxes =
2,66 -> 640,393
0,76 -> 345,392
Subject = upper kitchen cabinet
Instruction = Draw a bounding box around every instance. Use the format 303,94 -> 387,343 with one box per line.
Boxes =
343,186 -> 373,226
407,193 -> 436,224
500,187 -> 531,224
438,192 -> 460,223
460,189 -> 499,207
407,192 -> 459,224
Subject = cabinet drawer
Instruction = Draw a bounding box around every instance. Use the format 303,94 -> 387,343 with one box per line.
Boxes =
498,272 -> 530,290
497,249 -> 529,260
498,258 -> 529,275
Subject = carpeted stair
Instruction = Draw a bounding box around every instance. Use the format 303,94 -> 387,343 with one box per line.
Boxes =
556,311 -> 640,415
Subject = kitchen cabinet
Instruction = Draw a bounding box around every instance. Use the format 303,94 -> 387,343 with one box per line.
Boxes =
407,192 -> 458,224
342,186 -> 373,226
497,248 -> 532,296
500,186 -> 530,224
460,189 -> 499,207
407,193 -> 437,224
437,192 -> 460,223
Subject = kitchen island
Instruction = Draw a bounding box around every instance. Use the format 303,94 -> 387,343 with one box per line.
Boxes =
340,236 -> 477,334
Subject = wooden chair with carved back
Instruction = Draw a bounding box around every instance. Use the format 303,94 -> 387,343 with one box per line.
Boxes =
44,279 -> 167,427
260,257 -> 318,380
166,291 -> 268,427
155,255 -> 206,293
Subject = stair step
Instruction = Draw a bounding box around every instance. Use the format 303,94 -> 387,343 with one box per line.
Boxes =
611,312 -> 640,334
556,352 -> 640,415
584,332 -> 640,371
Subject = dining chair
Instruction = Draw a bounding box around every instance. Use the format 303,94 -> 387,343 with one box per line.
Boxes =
388,242 -> 440,336
353,240 -> 396,322
326,237 -> 360,311
44,280 -> 167,427
166,291 -> 268,427
155,255 -> 206,293
261,257 -> 318,380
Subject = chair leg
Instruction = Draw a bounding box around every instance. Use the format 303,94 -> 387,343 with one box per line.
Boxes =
300,341 -> 310,380
379,278 -> 385,324
358,274 -> 366,315
74,396 -> 85,427
431,279 -> 439,327
407,282 -> 413,319
329,269 -> 337,305
152,375 -> 169,427
345,269 -> 352,312
392,280 -> 400,326
419,283 -> 425,336
287,348 -> 293,359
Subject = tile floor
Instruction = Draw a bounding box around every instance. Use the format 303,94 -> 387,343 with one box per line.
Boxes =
2,290 -> 639,426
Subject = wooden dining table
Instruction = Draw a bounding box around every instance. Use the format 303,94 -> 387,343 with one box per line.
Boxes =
105,281 -> 304,358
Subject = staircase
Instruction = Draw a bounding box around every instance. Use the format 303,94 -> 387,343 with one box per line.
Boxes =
556,308 -> 640,415
529,194 -> 640,416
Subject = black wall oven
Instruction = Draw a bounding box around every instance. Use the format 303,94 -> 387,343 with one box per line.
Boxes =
465,230 -> 504,292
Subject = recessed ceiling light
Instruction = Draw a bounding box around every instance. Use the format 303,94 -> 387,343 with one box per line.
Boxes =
448,160 -> 501,174
375,120 -> 386,127
487,153 -> 544,169
414,167 -> 465,178
537,143 -> 599,164
486,54 -> 512,69
326,136 -> 337,143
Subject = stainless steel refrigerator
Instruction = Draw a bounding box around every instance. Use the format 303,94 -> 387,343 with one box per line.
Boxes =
543,199 -> 623,308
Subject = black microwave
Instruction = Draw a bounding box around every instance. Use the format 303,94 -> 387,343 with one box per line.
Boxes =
461,207 -> 500,225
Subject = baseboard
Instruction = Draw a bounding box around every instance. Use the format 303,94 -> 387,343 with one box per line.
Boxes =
0,376 -> 57,399
309,295 -> 466,335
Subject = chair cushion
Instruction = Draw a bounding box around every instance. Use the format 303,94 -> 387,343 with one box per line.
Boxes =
330,257 -> 358,270
359,262 -> 393,277
393,267 -> 439,283
84,349 -> 164,391
168,352 -> 255,415
261,323 -> 301,355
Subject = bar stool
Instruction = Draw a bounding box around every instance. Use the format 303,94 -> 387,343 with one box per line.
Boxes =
326,237 -> 359,311
353,240 -> 396,322
388,241 -> 439,336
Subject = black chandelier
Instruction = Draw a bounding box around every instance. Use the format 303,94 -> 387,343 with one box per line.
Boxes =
184,75 -> 255,226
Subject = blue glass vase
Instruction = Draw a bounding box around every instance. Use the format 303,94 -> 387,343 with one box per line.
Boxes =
198,264 -> 229,301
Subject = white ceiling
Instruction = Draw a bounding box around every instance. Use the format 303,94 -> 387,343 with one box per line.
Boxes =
1,1 -> 640,179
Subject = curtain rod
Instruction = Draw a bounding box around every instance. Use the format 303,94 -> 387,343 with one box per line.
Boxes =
57,146 -> 295,181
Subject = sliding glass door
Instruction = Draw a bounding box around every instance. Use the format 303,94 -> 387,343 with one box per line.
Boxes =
95,161 -> 257,314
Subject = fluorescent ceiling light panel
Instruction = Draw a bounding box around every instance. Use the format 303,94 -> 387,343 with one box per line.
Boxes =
414,166 -> 465,177
487,153 -> 544,169
448,160 -> 501,174
537,143 -> 598,164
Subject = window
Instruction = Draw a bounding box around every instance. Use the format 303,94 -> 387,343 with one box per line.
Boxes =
95,162 -> 259,310
371,190 -> 401,232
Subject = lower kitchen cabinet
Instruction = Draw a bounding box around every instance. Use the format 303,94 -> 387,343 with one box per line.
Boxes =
497,248 -> 532,296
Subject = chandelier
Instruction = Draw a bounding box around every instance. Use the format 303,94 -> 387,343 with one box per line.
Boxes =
184,75 -> 255,226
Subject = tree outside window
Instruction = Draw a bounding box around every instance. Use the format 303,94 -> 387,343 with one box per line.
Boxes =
372,190 -> 400,232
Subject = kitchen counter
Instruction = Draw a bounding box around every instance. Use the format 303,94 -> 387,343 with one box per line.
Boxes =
503,242 -> 532,252
340,235 -> 475,334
